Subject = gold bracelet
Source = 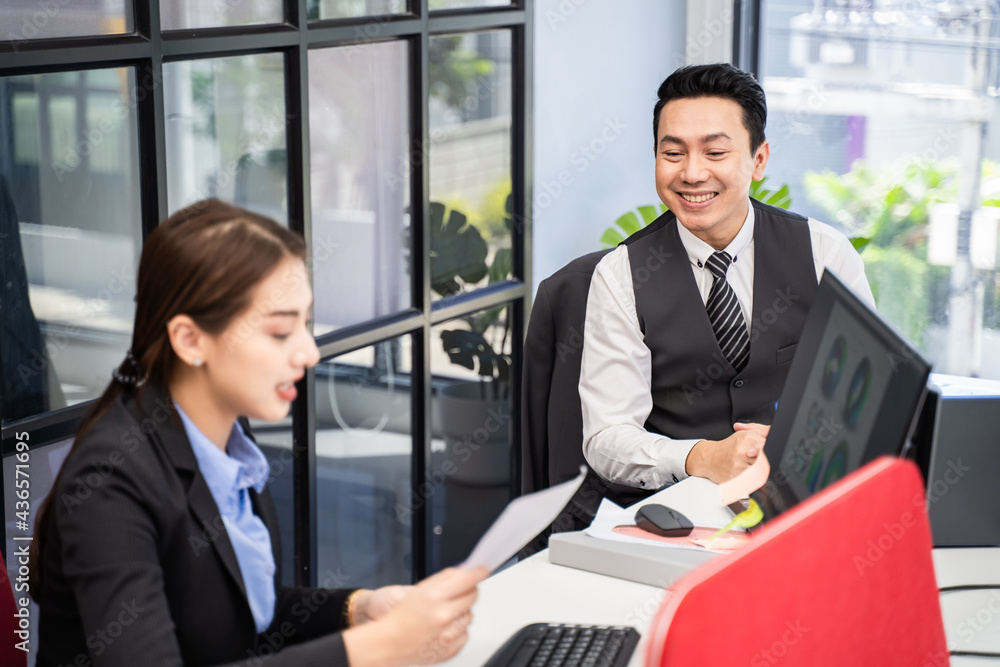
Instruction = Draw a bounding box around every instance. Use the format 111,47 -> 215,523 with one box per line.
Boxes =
343,589 -> 364,628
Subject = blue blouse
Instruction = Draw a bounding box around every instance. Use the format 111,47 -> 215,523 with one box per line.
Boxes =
175,404 -> 276,633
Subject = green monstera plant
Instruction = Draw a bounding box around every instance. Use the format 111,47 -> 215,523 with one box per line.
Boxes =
431,197 -> 513,401
599,177 -> 793,248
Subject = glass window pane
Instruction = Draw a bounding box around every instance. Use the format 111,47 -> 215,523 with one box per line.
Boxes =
160,1 -> 283,31
430,0 -> 509,9
759,2 -> 1000,379
309,42 -> 411,333
0,1 -> 132,42
429,31 -> 513,302
316,336 -> 413,587
164,54 -> 288,223
4,438 -> 73,660
429,304 -> 512,571
0,69 -> 142,423
309,0 -> 407,20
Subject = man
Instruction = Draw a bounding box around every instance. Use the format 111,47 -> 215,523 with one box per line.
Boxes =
579,63 -> 874,491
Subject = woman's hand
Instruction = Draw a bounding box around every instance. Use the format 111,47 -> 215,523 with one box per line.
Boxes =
343,566 -> 489,667
352,585 -> 408,625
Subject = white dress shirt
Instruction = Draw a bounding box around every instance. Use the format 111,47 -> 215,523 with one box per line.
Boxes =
579,201 -> 875,489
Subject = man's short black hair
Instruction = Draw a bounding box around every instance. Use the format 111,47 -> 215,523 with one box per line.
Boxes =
652,63 -> 767,154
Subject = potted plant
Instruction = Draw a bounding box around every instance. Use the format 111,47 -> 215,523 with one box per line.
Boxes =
430,197 -> 513,484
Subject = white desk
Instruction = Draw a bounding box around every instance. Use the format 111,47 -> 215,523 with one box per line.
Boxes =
438,479 -> 1000,666
439,477 -> 732,666
438,551 -> 662,667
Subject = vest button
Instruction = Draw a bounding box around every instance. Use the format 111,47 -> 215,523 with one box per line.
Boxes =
734,379 -> 745,388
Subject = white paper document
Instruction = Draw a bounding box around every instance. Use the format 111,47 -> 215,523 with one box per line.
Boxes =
464,468 -> 587,571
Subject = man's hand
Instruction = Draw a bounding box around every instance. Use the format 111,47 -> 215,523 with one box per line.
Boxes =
684,422 -> 769,484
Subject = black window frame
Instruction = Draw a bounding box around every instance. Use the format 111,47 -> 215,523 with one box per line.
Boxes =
0,0 -> 534,588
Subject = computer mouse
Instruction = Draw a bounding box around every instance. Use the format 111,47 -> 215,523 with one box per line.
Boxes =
634,503 -> 694,537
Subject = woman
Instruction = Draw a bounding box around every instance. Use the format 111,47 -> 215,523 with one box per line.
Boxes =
32,200 -> 487,666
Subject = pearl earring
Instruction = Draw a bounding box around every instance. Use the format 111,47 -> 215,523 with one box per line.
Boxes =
193,358 -> 203,367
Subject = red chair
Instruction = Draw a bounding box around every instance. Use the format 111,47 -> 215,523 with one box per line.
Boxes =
0,549 -> 28,666
645,457 -> 948,667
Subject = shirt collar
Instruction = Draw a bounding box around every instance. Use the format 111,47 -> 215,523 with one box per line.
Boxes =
174,403 -> 270,508
677,197 -> 755,269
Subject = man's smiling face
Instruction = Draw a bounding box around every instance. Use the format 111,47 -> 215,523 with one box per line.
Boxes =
654,96 -> 769,249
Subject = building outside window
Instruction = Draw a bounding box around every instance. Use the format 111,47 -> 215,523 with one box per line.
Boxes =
759,0 -> 1000,379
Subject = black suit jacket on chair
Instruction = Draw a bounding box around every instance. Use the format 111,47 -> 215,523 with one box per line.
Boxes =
521,249 -> 611,494
35,385 -> 354,667
520,248 -> 658,537
519,249 -> 654,558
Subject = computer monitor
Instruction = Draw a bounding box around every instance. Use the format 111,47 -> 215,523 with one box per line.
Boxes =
753,270 -> 932,521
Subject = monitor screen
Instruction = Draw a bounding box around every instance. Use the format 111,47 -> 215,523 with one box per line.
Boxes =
753,270 -> 932,521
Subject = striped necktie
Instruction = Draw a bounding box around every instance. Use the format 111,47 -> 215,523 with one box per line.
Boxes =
706,251 -> 750,373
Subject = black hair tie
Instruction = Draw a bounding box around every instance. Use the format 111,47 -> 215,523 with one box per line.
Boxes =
112,349 -> 143,389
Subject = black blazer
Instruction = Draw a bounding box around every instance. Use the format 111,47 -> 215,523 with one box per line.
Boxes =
35,385 -> 354,667
521,249 -> 611,494
520,249 -> 653,510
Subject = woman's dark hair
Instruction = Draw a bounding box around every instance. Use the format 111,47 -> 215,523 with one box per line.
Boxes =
31,199 -> 306,588
652,63 -> 767,154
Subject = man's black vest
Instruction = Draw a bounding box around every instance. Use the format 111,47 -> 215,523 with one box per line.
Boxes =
624,199 -> 818,441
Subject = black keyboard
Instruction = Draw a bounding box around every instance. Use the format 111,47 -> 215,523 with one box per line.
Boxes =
483,623 -> 640,667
